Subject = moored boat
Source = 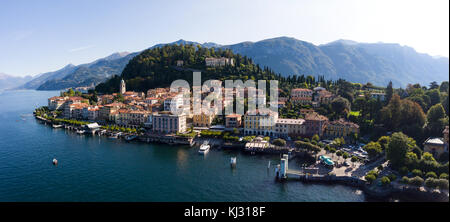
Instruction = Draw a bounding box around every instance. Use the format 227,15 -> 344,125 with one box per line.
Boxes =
230,157 -> 237,167
199,141 -> 210,154
125,135 -> 137,141
52,124 -> 63,128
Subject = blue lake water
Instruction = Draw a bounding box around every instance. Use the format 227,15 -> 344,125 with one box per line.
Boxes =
0,90 -> 366,201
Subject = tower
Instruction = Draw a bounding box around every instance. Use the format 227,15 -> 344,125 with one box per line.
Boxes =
120,79 -> 126,94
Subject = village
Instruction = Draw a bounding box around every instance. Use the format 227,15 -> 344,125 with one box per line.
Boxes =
35,57 -> 449,201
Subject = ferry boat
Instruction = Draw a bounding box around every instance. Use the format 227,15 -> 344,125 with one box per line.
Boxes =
198,141 -> 210,154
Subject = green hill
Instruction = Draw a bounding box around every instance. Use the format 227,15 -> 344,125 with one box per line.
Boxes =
95,44 -> 281,93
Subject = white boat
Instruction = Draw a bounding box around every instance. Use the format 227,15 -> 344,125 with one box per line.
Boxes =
52,124 -> 63,128
230,157 -> 237,167
76,129 -> 85,134
199,141 -> 210,154
108,133 -> 118,139
52,158 -> 58,165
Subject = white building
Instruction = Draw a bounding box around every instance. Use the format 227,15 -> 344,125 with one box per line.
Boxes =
370,92 -> 386,101
152,113 -> 187,134
205,57 -> 234,67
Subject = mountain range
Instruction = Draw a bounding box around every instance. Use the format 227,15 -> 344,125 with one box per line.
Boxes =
9,37 -> 449,91
0,73 -> 33,91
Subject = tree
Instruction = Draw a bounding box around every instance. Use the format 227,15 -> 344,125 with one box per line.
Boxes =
273,138 -> 286,147
426,103 -> 447,136
409,176 -> 424,187
365,174 -> 376,183
331,96 -> 351,117
440,81 -> 449,92
425,89 -> 441,106
429,81 -> 439,90
351,156 -> 358,166
312,134 -> 320,142
412,169 -> 423,177
442,93 -> 449,116
386,132 -> 411,168
363,142 -> 383,160
427,104 -> 446,124
386,81 -> 393,104
381,176 -> 391,186
439,173 -> 449,180
425,171 -> 437,179
377,136 -> 390,150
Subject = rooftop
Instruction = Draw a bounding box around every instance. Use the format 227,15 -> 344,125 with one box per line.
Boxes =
424,137 -> 445,145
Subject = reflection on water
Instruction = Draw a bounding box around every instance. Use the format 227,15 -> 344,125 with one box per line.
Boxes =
176,148 -> 188,169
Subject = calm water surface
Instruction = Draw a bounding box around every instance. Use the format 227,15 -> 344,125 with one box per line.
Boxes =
0,90 -> 366,201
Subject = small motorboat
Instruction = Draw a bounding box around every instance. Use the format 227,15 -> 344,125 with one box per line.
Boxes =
76,129 -> 85,134
199,141 -> 210,154
230,157 -> 237,167
52,158 -> 58,165
125,135 -> 137,141
52,124 -> 63,128
108,133 -> 118,139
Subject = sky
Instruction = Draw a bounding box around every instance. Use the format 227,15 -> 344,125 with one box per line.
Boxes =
1,0 -> 449,77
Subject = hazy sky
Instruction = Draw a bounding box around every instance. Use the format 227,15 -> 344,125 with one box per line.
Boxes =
1,0 -> 448,77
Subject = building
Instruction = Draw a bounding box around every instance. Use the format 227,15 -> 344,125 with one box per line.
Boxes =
325,118 -> 360,138
163,96 -> 184,112
98,95 -> 114,105
300,109 -> 314,116
120,79 -> 126,94
423,138 -> 448,158
304,112 -> 328,137
144,97 -> 159,105
225,114 -> 242,128
192,113 -> 215,127
205,57 -> 234,67
370,92 -> 386,101
116,109 -> 151,127
313,87 -> 334,105
61,97 -> 85,118
423,126 -> 449,158
291,88 -> 313,105
82,106 -> 99,121
64,103 -> 89,119
48,96 -> 68,111
152,113 -> 187,134
243,109 -> 278,136
275,118 -> 305,139
99,103 -> 123,122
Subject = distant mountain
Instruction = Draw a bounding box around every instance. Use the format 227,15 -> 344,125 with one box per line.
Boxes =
18,52 -> 138,90
36,52 -> 138,90
222,37 -> 339,80
18,64 -> 77,89
319,40 -> 449,87
221,37 -> 449,87
22,37 -> 448,90
0,73 -> 33,90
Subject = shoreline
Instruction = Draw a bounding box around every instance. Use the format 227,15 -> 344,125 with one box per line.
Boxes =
34,114 -> 449,202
